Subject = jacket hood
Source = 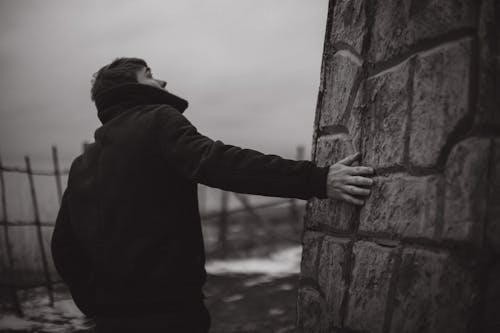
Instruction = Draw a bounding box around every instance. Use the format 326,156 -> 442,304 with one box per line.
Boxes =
94,83 -> 189,124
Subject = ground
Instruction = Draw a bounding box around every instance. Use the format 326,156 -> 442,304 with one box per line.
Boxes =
0,248 -> 302,333
206,273 -> 299,333
0,203 -> 305,333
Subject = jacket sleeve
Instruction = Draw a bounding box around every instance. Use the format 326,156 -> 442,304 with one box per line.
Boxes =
51,188 -> 90,290
154,107 -> 329,200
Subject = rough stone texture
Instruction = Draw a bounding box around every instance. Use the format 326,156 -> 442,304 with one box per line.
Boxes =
344,241 -> 396,333
319,51 -> 362,129
297,286 -> 326,333
496,0 -> 500,131
302,0 -> 496,331
369,0 -> 413,63
348,82 -> 366,153
359,174 -> 441,239
300,231 -> 324,280
487,138 -> 500,255
329,0 -> 368,55
410,38 -> 472,167
409,0 -> 476,40
369,0 -> 476,62
315,134 -> 357,168
307,198 -> 357,232
475,0 -> 500,128
317,237 -> 349,329
390,248 -> 478,333
362,60 -> 410,168
443,137 -> 491,242
482,262 -> 500,331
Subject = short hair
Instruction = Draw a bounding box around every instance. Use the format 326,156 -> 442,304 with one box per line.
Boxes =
90,57 -> 148,101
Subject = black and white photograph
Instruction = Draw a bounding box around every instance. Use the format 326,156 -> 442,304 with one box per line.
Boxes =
0,0 -> 499,332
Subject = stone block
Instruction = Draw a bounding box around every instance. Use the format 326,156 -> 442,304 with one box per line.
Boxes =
362,60 -> 410,168
443,137 -> 490,241
410,38 -> 472,167
390,247 -> 479,333
368,0 -> 476,62
318,236 -> 350,329
315,134 -> 357,168
410,0 -> 476,42
297,286 -> 326,333
487,138 -> 500,255
329,0 -> 368,55
319,51 -> 362,129
369,0 -> 413,63
347,81 -> 367,153
359,174 -> 441,239
300,231 -> 324,280
345,241 -> 397,333
308,198 -> 357,232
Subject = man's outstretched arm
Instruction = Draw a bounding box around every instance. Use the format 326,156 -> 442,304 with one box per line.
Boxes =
154,107 -> 374,202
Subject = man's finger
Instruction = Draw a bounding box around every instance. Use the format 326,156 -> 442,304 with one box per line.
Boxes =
347,176 -> 374,187
337,152 -> 361,166
341,193 -> 364,206
348,166 -> 375,175
343,185 -> 371,196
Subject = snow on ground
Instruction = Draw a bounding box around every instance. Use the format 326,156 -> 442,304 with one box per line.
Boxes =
1,246 -> 302,332
205,245 -> 301,277
0,316 -> 39,331
0,297 -> 92,332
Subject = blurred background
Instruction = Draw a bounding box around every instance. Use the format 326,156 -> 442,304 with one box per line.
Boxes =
0,0 -> 329,332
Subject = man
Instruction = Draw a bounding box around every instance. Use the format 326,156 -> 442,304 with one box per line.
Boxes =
51,57 -> 374,332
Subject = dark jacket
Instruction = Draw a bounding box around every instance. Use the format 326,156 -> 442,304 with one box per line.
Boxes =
51,83 -> 329,317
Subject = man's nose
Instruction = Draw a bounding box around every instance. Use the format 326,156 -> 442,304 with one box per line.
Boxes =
158,80 -> 167,88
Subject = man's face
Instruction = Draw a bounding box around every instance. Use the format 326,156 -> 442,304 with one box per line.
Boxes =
136,66 -> 167,90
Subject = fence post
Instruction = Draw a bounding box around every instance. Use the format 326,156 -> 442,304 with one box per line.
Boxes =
25,156 -> 54,306
0,153 -> 22,315
234,193 -> 277,253
218,190 -> 229,258
51,145 -> 63,204
290,145 -> 305,224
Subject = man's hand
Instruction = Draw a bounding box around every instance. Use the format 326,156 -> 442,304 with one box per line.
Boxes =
326,152 -> 374,206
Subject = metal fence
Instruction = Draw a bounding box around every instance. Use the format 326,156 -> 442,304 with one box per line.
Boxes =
0,144 -> 306,315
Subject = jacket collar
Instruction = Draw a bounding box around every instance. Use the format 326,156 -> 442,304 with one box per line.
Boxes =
94,83 -> 189,124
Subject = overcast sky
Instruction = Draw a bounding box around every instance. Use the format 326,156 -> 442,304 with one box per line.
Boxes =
0,0 -> 328,169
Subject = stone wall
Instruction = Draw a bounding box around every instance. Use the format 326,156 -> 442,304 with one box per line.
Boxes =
297,0 -> 499,332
